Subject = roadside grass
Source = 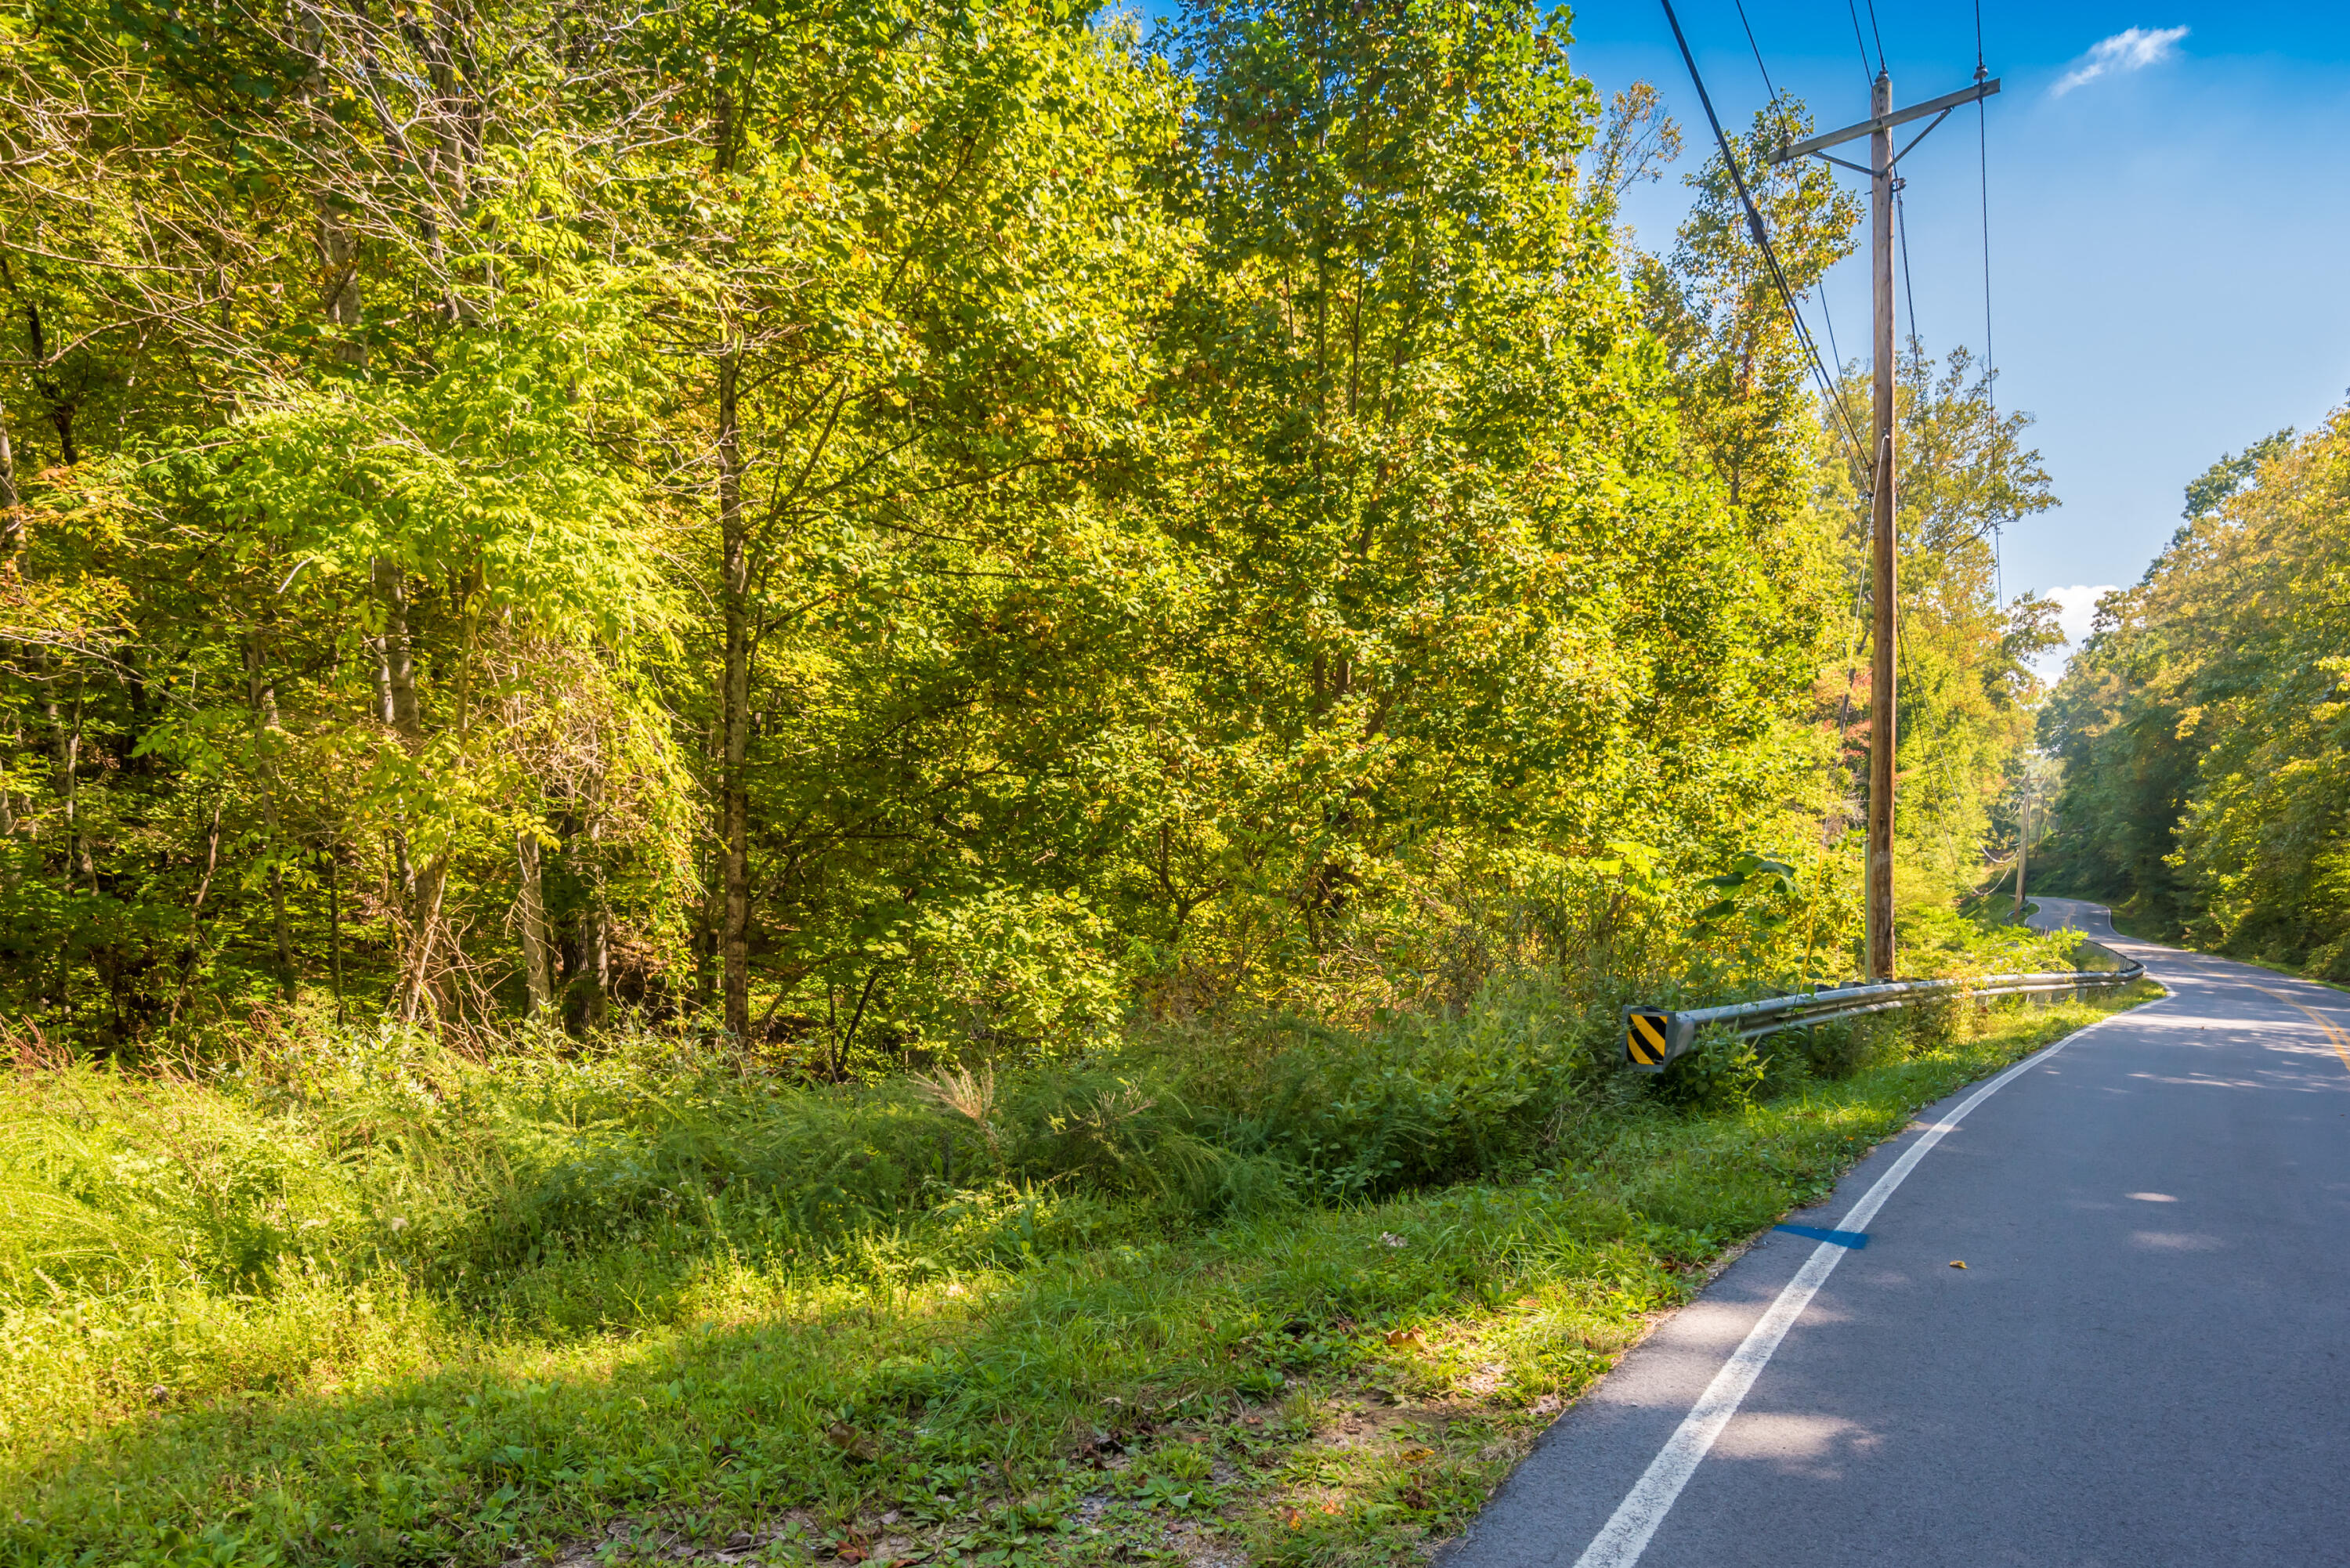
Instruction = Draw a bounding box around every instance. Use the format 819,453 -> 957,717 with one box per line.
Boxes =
0,982 -> 2154,1568
2099,901 -> 2157,945
1954,891 -> 2034,932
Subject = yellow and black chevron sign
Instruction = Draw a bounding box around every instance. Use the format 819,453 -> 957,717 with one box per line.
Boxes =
1626,1008 -> 1672,1067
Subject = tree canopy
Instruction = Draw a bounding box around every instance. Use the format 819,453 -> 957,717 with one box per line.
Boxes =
2040,412 -> 2350,970
0,0 -> 2055,1060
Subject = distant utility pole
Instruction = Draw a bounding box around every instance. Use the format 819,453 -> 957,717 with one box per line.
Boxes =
2015,773 -> 2032,920
1773,68 -> 2000,980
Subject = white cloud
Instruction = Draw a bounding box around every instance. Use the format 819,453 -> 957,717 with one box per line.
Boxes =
2031,584 -> 2118,681
2053,26 -> 2189,96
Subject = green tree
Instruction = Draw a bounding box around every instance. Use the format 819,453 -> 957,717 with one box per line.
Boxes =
1141,0 -> 1853,1006
2044,411 -> 2350,970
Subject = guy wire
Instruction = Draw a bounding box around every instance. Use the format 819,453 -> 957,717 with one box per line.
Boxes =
1896,183 -> 1920,373
1734,0 -> 1848,415
1844,0 -> 1875,86
1734,0 -> 1780,103
1820,283 -> 1849,381
1657,0 -> 1874,489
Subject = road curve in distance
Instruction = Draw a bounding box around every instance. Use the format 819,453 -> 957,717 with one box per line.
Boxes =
1444,897 -> 2350,1567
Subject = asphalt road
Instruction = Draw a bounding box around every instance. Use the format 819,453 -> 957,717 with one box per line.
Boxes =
1445,898 -> 2350,1567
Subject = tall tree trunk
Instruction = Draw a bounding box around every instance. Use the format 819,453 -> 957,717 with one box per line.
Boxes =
319,209 -> 365,367
244,630 -> 298,1000
168,799 -> 226,1026
324,848 -> 345,1027
582,785 -> 612,1027
400,859 -> 450,1021
718,350 -> 751,1039
374,558 -> 421,739
0,389 -> 20,562
583,895 -> 612,1026
265,852 -> 294,999
0,395 -> 19,889
711,85 -> 752,1040
18,295 -> 75,466
514,826 -> 553,1016
373,558 -> 444,1021
34,649 -> 79,891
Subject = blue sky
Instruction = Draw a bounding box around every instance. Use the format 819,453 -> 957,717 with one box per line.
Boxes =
1571,2 -> 2350,663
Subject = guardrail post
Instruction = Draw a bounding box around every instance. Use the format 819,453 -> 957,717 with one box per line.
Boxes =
1623,1006 -> 1697,1073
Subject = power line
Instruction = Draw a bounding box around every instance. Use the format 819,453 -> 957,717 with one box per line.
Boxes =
1735,1 -> 1854,410
1657,0 -> 1874,485
1734,0 -> 1780,103
1976,0 -> 2002,605
1862,0 -> 1888,73
1733,0 -> 1837,403
1843,0 -> 1876,85
1731,0 -> 1826,396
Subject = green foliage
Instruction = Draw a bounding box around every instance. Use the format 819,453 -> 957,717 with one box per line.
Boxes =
1810,347 -> 2064,928
1652,1028 -> 1766,1114
0,0 -> 2117,1557
0,987 -> 2147,1566
2181,428 -> 2297,524
1642,96 -> 1858,516
1887,349 -> 2061,909
1148,975 -> 1625,1201
2040,411 -> 2350,971
0,0 -> 1915,1061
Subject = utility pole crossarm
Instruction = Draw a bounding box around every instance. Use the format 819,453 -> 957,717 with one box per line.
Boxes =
1772,78 -> 2000,165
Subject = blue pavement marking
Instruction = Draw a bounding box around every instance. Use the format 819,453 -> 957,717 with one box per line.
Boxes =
1773,1223 -> 1869,1248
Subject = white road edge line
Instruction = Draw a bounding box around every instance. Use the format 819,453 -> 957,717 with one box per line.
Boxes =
1569,1001 -> 2160,1568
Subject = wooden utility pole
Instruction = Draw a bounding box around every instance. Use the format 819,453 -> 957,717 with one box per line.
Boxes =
1866,70 -> 1897,981
1775,70 -> 1999,980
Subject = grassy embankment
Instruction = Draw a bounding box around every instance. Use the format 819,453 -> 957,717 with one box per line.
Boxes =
0,977 -> 2154,1568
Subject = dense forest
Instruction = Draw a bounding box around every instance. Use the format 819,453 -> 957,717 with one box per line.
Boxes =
2038,411 -> 2350,972
0,0 -> 2057,1063
0,3 -> 2131,1564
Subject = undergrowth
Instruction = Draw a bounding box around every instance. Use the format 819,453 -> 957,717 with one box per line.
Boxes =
0,958 -> 2146,1568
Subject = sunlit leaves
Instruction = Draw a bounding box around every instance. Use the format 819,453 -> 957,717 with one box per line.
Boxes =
2047,411 -> 2350,966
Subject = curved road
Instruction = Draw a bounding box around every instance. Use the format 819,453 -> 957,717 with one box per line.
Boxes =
1448,899 -> 2350,1566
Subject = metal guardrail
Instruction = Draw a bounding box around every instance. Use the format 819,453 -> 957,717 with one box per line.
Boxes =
1623,948 -> 2148,1071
